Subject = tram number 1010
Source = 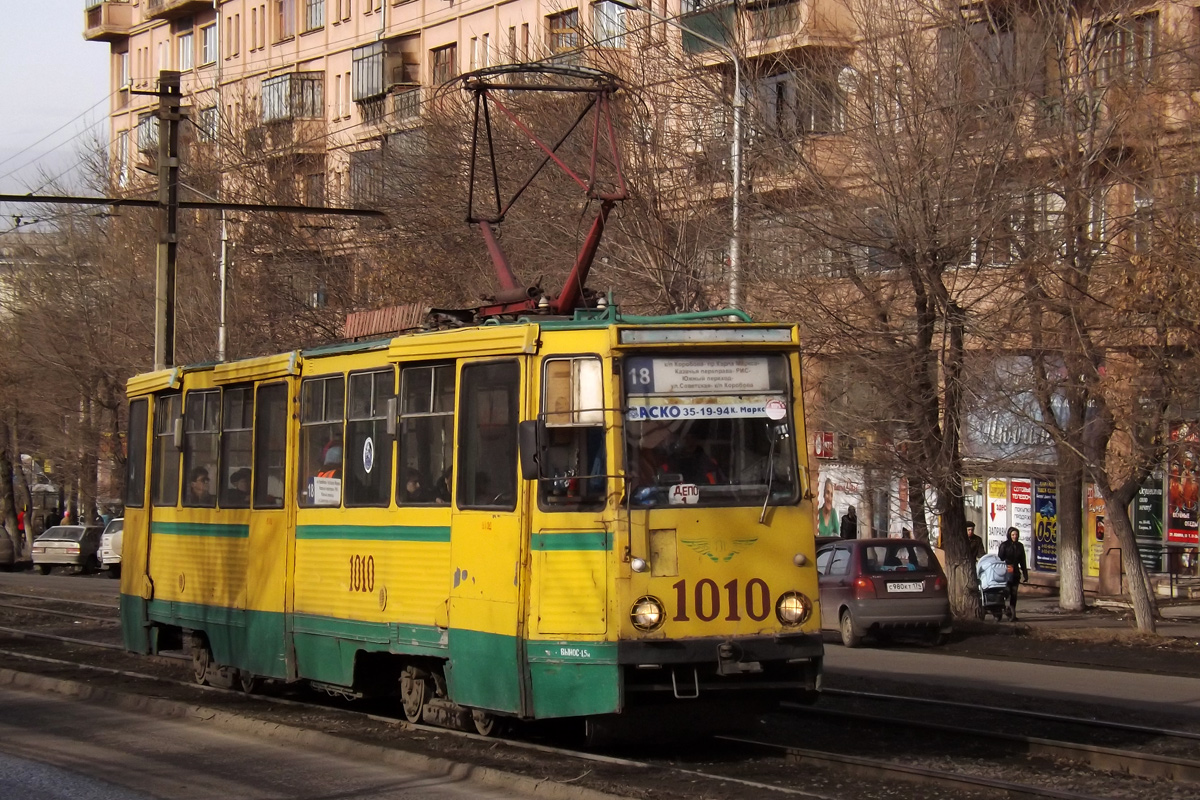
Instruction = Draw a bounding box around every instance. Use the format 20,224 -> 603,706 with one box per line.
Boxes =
349,554 -> 375,593
672,578 -> 770,622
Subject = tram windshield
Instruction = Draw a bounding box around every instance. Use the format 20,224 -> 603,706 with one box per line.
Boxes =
623,354 -> 798,508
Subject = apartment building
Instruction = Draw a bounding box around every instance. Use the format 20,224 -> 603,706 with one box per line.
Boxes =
83,0 -> 653,204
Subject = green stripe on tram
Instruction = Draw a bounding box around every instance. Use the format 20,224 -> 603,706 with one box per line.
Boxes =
295,524 -> 451,542
150,522 -> 250,538
531,531 -> 611,551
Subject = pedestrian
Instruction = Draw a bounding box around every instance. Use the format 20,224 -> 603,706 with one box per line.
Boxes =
966,521 -> 985,562
840,505 -> 858,539
997,527 -> 1029,621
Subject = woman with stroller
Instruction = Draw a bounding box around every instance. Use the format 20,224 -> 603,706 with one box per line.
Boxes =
997,527 -> 1029,621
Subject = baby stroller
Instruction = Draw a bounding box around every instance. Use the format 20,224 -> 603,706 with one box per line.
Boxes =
977,553 -> 1010,621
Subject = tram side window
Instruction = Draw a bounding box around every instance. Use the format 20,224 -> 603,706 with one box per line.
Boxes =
253,383 -> 288,509
220,386 -> 253,508
151,394 -> 183,506
299,375 -> 345,507
398,364 -> 455,505
458,361 -> 519,510
182,390 -> 220,508
345,369 -> 394,507
125,399 -> 149,508
540,356 -> 606,510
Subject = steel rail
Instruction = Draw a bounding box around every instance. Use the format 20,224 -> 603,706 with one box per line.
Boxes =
0,602 -> 115,624
787,704 -> 1200,784
0,589 -> 120,611
796,687 -> 1200,741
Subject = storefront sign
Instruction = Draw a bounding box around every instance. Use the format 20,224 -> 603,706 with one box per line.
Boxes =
1133,473 -> 1165,573
1168,424 -> 1200,545
986,478 -> 1009,555
1010,479 -> 1033,556
1033,479 -> 1058,571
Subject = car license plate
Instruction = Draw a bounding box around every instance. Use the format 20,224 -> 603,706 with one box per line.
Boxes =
887,581 -> 924,593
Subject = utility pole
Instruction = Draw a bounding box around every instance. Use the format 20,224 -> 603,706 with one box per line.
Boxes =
154,71 -> 182,371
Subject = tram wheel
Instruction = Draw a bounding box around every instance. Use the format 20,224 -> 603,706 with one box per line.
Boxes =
238,670 -> 259,694
839,610 -> 862,648
399,666 -> 428,723
191,639 -> 212,685
472,710 -> 501,737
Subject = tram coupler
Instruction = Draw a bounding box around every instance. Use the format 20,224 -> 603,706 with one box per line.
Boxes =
716,641 -> 763,676
423,697 -> 475,731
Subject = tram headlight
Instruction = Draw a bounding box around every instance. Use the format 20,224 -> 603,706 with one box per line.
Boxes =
775,591 -> 812,626
630,596 -> 665,632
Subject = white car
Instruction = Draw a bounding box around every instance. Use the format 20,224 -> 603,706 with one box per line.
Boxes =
97,518 -> 123,578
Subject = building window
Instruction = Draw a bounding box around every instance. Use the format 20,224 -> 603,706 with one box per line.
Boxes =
548,9 -> 580,54
116,130 -> 129,187
1133,185 -> 1153,254
118,51 -> 130,87
431,43 -> 457,85
306,170 -> 325,206
1096,13 -> 1157,84
348,147 -> 384,206
200,23 -> 217,64
197,106 -> 219,142
593,1 -> 625,48
137,113 -> 157,152
226,14 -> 241,57
353,41 -> 384,101
261,72 -> 325,122
398,364 -> 455,505
305,0 -> 324,31
275,0 -> 296,41
178,32 -> 194,71
299,375 -> 345,507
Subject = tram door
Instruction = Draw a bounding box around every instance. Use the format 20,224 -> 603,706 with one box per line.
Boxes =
447,358 -> 529,714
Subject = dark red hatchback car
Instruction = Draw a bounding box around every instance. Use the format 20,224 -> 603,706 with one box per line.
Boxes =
815,538 -> 952,647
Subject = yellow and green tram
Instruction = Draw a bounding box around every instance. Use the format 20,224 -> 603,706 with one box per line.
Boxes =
120,307 -> 823,735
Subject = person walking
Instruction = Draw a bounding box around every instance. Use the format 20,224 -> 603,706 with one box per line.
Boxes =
997,527 -> 1029,621
840,506 -> 859,540
966,521 -> 985,563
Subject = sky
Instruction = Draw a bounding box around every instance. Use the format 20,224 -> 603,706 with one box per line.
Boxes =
0,0 -> 112,202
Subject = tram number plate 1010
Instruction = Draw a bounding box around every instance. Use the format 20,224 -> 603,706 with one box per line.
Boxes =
672,578 -> 772,622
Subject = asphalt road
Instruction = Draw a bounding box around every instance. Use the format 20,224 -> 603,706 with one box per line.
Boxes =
0,686 -> 530,800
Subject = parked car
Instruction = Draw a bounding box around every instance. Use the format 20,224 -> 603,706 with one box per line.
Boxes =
815,538 -> 952,647
30,525 -> 103,575
98,518 -> 124,578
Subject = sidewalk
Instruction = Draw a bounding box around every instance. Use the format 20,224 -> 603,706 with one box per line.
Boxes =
1008,587 -> 1200,640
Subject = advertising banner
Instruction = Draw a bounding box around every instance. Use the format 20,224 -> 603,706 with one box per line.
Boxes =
1085,484 -> 1105,577
1168,424 -> 1200,545
814,463 -> 864,540
986,478 -> 1009,555
1010,478 -> 1033,555
1033,479 -> 1058,572
1132,473 -> 1165,573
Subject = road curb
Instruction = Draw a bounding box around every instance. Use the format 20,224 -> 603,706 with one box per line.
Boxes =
0,668 -> 630,800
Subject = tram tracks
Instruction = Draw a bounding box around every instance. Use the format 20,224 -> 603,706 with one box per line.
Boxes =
1,586 -> 1197,799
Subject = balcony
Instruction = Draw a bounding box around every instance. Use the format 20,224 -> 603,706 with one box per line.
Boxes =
83,0 -> 133,42
680,0 -> 854,63
144,0 -> 213,21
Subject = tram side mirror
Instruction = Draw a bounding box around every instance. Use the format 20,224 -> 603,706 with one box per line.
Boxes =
519,420 -> 543,481
171,417 -> 184,451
